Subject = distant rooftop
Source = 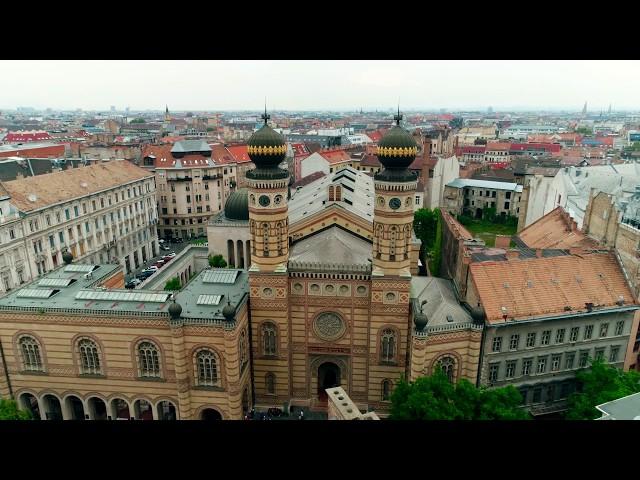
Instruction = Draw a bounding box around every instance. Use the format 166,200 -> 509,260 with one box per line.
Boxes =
446,178 -> 523,192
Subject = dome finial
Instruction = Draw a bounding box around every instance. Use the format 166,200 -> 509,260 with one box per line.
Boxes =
263,98 -> 270,125
395,102 -> 402,126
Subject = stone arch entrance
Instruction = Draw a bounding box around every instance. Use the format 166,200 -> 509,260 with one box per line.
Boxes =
201,408 -> 223,421
318,362 -> 341,401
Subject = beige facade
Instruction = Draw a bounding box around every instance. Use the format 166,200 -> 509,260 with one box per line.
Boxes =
0,161 -> 159,292
0,266 -> 252,420
583,191 -> 640,300
156,166 -> 236,239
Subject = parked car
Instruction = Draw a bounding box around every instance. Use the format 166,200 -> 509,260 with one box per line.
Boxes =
158,239 -> 166,244
125,281 -> 136,289
160,245 -> 171,251
162,256 -> 173,263
164,252 -> 177,258
130,278 -> 142,286
170,237 -> 184,244
146,266 -> 159,272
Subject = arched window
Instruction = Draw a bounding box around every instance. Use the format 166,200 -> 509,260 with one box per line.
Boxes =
335,185 -> 342,201
19,336 -> 43,372
374,224 -> 383,257
78,338 -> 101,375
276,222 -> 284,256
249,220 -> 255,235
239,330 -> 248,373
262,223 -> 269,256
404,224 -> 412,259
250,194 -> 256,206
328,185 -> 335,201
382,379 -> 392,401
266,373 -> 276,394
196,349 -> 219,386
262,322 -> 277,356
381,329 -> 397,363
137,341 -> 161,378
436,356 -> 456,383
389,226 -> 397,258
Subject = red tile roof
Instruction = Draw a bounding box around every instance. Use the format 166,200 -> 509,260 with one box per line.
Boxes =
4,131 -> 53,142
0,144 -> 65,159
320,149 -> 352,165
486,142 -> 511,151
210,144 -> 236,165
461,146 -> 486,154
291,142 -> 310,156
142,144 -> 175,167
225,145 -> 252,164
159,136 -> 186,144
366,131 -> 383,143
359,153 -> 381,167
470,252 -> 637,324
517,207 -> 598,249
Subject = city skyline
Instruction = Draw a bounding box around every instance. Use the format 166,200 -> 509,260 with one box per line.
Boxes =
1,60 -> 639,112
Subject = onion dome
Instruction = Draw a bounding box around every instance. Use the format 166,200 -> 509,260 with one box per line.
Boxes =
168,300 -> 182,320
247,112 -> 287,169
375,110 -> 419,182
222,301 -> 235,321
62,250 -> 74,265
224,188 -> 249,220
246,111 -> 289,180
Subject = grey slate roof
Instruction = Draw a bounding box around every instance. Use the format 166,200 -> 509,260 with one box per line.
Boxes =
171,140 -> 212,153
596,392 -> 640,420
288,226 -> 372,273
410,276 -> 472,327
0,263 -> 249,322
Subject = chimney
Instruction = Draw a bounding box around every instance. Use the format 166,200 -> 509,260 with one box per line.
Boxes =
505,249 -> 520,260
535,248 -> 543,258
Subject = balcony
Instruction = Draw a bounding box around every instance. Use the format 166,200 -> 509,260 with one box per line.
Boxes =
166,176 -> 193,182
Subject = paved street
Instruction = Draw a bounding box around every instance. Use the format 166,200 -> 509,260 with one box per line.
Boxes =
125,240 -> 191,284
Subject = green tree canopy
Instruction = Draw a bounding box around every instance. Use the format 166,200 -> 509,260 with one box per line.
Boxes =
390,368 -> 531,420
449,117 -> 464,129
576,126 -> 593,135
164,277 -> 181,291
413,208 -> 439,250
0,398 -> 33,420
208,254 -> 227,268
130,118 -> 146,124
565,359 -> 640,420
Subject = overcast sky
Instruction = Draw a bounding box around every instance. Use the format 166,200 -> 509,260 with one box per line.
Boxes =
1,60 -> 639,112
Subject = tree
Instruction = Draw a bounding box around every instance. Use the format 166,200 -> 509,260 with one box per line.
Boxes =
413,208 -> 439,250
390,368 -> 531,420
0,398 -> 33,420
449,117 -> 464,129
164,277 -> 181,291
414,208 -> 442,276
565,359 -> 640,420
576,126 -> 592,135
208,254 -> 227,268
474,138 -> 487,145
130,118 -> 146,124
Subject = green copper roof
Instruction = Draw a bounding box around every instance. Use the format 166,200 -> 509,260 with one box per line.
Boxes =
224,188 -> 249,221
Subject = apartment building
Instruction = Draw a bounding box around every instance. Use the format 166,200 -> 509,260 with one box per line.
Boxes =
0,160 -> 158,293
443,178 -> 523,219
142,140 -> 237,239
468,251 -> 640,416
